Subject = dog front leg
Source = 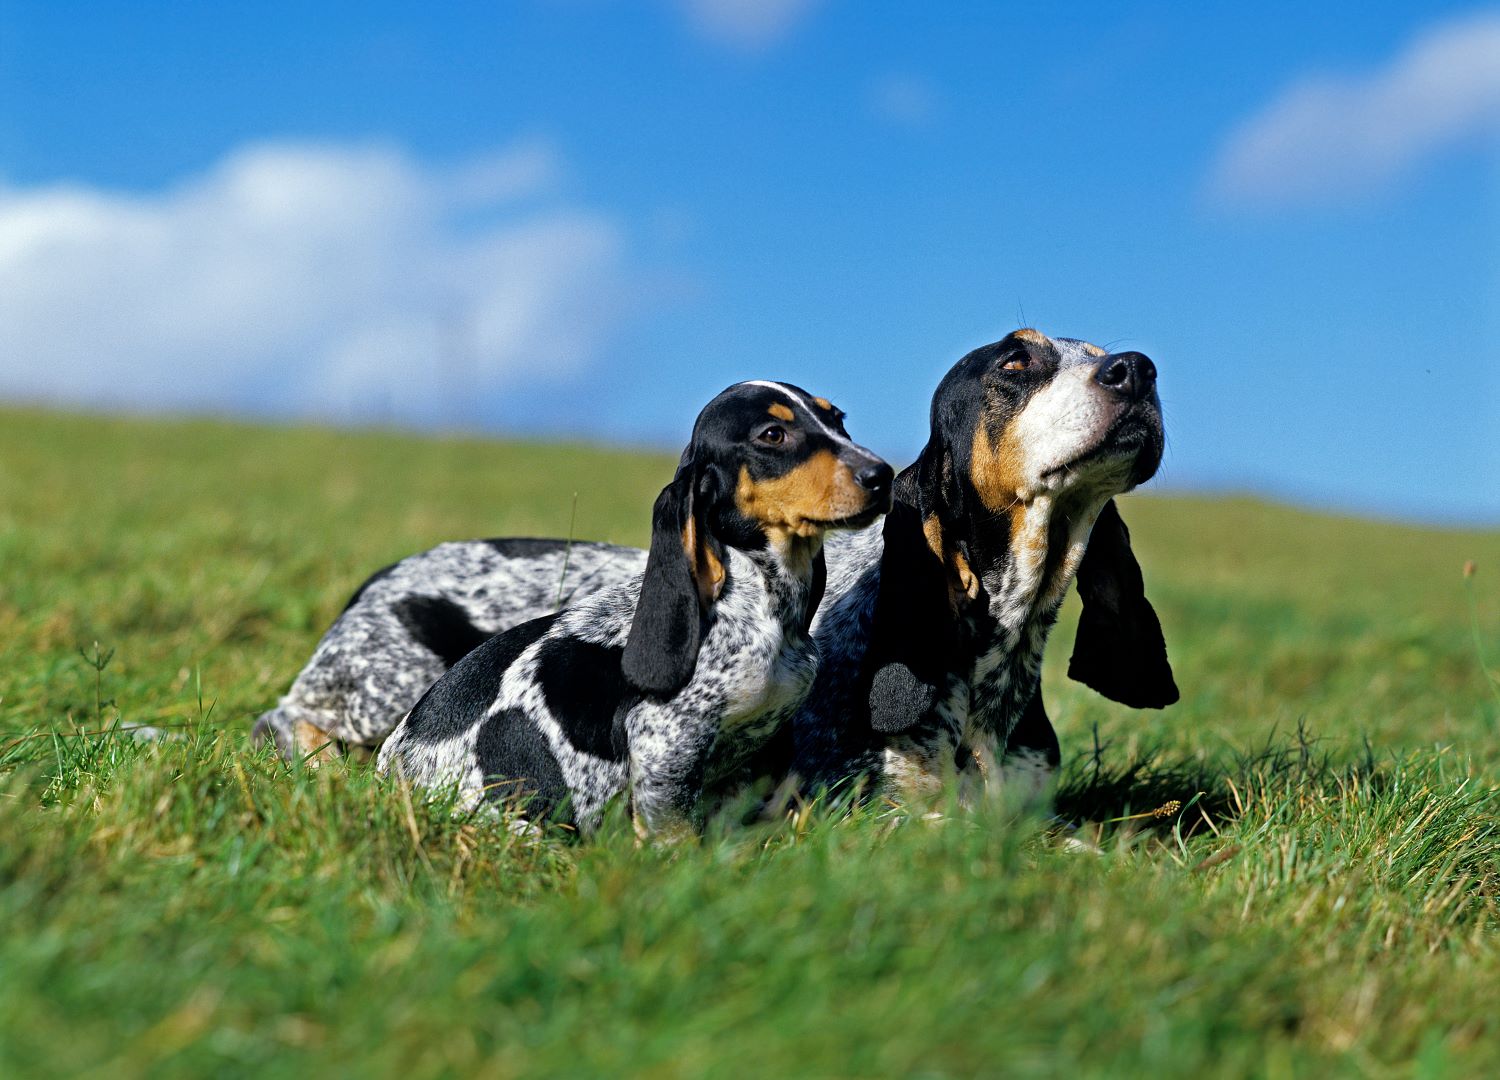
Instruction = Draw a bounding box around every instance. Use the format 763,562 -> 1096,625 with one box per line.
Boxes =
996,688 -> 1061,808
626,709 -> 713,844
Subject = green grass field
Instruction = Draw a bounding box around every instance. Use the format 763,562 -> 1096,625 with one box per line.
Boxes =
2,405 -> 1498,1078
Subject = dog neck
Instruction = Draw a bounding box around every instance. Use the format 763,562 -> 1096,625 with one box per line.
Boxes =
723,533 -> 824,636
978,491 -> 1107,631
966,486 -> 1117,737
896,455 -> 1116,739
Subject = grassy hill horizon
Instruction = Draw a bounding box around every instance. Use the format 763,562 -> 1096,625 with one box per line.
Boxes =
2,405 -> 1498,1077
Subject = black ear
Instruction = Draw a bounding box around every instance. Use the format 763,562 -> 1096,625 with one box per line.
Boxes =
863,501 -> 962,733
1067,500 -> 1179,708
803,546 -> 827,635
622,469 -> 724,697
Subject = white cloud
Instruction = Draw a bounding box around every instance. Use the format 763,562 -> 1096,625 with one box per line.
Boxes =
869,73 -> 938,128
0,139 -> 630,423
673,0 -> 822,49
1208,9 -> 1500,205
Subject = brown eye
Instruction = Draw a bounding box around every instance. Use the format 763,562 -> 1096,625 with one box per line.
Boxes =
1001,354 -> 1031,372
756,425 -> 787,446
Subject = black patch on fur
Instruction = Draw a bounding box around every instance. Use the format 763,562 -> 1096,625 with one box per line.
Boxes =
402,615 -> 556,743
393,595 -> 493,668
1003,687 -> 1061,768
475,705 -> 574,825
535,637 -> 632,762
862,498 -> 965,733
340,560 -> 400,614
483,537 -> 573,559
805,547 -> 827,634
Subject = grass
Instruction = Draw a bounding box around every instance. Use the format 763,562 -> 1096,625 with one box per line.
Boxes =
2,404 -> 1498,1078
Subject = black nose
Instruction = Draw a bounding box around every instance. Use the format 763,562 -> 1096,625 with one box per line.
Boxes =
1095,351 -> 1157,401
854,460 -> 893,492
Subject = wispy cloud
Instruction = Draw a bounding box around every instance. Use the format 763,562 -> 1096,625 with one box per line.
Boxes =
0,140 -> 633,424
1207,9 -> 1500,206
868,73 -> 938,128
673,0 -> 823,50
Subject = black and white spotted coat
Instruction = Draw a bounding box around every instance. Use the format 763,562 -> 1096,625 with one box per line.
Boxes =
356,379 -> 894,836
792,495 -> 1116,804
791,330 -> 1178,805
255,331 -> 1177,812
252,539 -> 646,756
254,509 -> 1098,807
374,544 -> 818,834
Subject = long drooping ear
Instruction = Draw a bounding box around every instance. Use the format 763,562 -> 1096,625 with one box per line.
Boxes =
802,546 -> 827,635
1067,499 -> 1179,708
864,500 -> 963,733
622,467 -> 725,697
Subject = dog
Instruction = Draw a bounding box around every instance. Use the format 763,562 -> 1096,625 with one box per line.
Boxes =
792,328 -> 1177,804
373,381 -> 892,837
254,329 -> 1174,809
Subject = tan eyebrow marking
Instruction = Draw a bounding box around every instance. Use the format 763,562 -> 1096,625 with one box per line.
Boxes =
1013,328 -> 1048,345
742,380 -> 844,441
1082,342 -> 1106,357
768,403 -> 794,421
812,397 -> 833,411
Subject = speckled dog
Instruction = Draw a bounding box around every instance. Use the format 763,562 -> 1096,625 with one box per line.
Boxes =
374,382 -> 891,837
792,329 -> 1178,805
255,329 -> 1175,811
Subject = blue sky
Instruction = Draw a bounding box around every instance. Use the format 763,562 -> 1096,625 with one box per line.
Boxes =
1,1 -> 1497,522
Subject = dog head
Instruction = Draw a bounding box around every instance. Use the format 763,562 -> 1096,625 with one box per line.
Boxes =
866,329 -> 1176,733
924,328 -> 1164,521
622,381 -> 893,697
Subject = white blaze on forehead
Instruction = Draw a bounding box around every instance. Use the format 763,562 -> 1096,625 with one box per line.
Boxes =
739,379 -> 848,443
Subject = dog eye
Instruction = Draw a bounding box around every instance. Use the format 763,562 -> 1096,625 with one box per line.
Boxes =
756,425 -> 787,446
1001,354 -> 1031,372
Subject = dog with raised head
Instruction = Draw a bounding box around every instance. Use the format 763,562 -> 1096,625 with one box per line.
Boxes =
374,381 -> 892,837
254,329 -> 1175,812
793,328 -> 1177,803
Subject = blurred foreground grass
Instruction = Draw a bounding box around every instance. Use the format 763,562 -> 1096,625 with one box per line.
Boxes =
2,406 -> 1498,1077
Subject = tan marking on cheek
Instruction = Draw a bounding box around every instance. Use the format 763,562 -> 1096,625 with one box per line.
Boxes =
1013,328 -> 1049,346
736,452 -> 855,538
813,397 -> 833,411
968,419 -> 1026,515
767,403 -> 794,421
970,418 -> 1061,570
1082,341 -> 1107,357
